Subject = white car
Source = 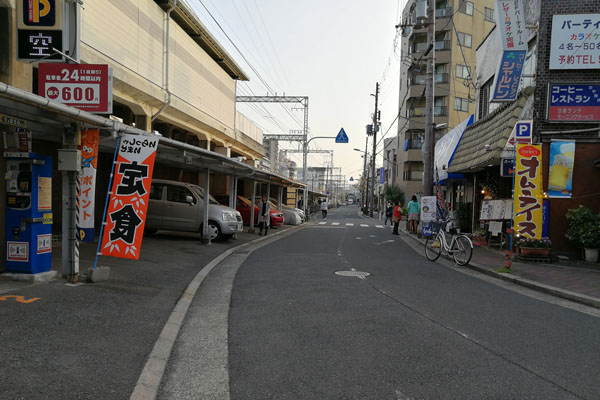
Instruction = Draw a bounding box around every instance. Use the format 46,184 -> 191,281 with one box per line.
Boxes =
267,197 -> 304,225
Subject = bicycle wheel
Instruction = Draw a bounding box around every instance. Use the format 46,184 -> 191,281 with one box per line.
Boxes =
452,235 -> 473,266
425,235 -> 442,261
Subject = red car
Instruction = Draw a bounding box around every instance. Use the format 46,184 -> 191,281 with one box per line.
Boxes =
213,194 -> 284,227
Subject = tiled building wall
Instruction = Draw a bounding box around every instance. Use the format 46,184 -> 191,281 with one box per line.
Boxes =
533,0 -> 600,138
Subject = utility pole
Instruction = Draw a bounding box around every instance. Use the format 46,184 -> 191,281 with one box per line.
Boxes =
362,135 -> 368,208
369,82 -> 379,218
422,0 -> 435,196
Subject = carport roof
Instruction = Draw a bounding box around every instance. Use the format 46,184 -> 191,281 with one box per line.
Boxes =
0,82 -> 304,187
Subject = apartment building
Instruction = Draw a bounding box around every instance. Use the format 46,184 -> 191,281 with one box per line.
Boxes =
395,0 -> 495,201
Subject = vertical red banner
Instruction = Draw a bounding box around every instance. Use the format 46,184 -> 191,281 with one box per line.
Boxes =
100,134 -> 159,260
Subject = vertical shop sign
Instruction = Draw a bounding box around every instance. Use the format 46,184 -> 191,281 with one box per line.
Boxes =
100,135 -> 158,260
16,0 -> 64,62
494,0 -> 527,51
492,1 -> 527,102
77,129 -> 99,242
547,140 -> 575,198
550,14 -> 600,69
513,144 -> 543,239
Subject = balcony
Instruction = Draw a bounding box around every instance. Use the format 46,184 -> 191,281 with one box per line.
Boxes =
403,170 -> 423,182
412,42 -> 429,53
435,7 -> 452,18
409,106 -> 447,117
404,139 -> 423,150
411,73 -> 447,84
435,40 -> 451,51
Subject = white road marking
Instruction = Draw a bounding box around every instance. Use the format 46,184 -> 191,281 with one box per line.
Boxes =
331,222 -> 340,226
318,222 -> 327,225
375,225 -> 384,228
360,224 -> 369,227
346,223 -> 354,226
355,237 -> 362,240
382,240 -> 395,244
369,235 -> 376,238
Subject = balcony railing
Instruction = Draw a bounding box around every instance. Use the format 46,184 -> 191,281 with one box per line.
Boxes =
435,7 -> 452,18
412,42 -> 429,53
409,106 -> 448,117
403,171 -> 423,181
404,139 -> 423,150
435,40 -> 451,51
411,73 -> 449,85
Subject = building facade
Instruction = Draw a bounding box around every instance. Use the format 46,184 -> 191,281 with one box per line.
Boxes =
395,0 -> 495,202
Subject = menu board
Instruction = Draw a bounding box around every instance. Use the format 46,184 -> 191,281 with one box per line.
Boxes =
480,199 -> 512,220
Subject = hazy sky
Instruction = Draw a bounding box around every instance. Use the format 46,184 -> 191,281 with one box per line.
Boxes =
186,0 -> 406,183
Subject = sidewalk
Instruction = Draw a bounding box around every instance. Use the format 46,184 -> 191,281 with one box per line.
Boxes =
398,223 -> 600,309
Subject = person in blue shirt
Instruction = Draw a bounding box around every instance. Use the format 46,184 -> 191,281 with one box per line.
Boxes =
407,195 -> 420,234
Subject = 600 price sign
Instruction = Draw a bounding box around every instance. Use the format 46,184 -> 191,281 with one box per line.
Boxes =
38,63 -> 113,113
46,84 -> 99,104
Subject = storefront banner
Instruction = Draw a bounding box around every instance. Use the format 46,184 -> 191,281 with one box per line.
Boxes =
100,134 -> 159,260
491,50 -> 527,101
548,140 -> 575,198
77,129 -> 99,242
513,144 -> 543,239
494,0 -> 527,51
547,83 -> 600,122
549,14 -> 600,69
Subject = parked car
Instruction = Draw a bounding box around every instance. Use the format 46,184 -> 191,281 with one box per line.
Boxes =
146,180 -> 243,240
267,197 -> 303,225
212,194 -> 284,227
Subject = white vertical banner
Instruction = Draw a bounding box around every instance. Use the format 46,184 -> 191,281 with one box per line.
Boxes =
494,0 -> 527,51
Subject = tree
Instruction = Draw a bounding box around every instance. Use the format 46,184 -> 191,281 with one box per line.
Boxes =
384,184 -> 404,206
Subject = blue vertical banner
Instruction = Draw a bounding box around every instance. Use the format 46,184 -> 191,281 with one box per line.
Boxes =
379,167 -> 384,184
491,50 -> 527,101
542,198 -> 550,239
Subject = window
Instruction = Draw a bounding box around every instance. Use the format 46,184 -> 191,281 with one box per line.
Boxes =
166,185 -> 194,203
459,1 -> 474,16
484,7 -> 495,22
454,97 -> 470,112
456,32 -> 472,48
456,64 -> 471,79
478,79 -> 492,120
150,183 -> 165,200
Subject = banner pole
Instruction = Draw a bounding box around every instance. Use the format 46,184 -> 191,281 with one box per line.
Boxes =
507,144 -> 517,269
94,136 -> 120,270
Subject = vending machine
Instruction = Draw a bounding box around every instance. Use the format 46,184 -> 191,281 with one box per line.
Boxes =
5,153 -> 53,274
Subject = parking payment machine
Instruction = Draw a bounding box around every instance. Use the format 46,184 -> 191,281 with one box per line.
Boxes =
5,153 -> 53,273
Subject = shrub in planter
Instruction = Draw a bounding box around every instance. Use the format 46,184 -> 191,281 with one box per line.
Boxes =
566,206 -> 599,248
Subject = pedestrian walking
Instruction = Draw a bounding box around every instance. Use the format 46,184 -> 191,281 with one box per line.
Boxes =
321,198 -> 328,220
407,195 -> 420,234
384,202 -> 393,226
258,194 -> 270,236
392,201 -> 402,235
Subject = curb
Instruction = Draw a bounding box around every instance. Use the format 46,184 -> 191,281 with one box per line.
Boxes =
129,224 -> 303,400
398,230 -> 600,310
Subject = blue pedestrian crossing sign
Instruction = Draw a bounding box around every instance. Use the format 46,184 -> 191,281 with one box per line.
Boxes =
349,177 -> 354,181
335,128 -> 349,143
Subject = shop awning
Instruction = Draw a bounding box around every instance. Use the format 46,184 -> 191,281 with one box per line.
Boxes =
435,114 -> 474,182
0,82 -> 305,188
448,89 -> 532,173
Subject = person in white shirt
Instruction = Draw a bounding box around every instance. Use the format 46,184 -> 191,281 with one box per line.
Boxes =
320,198 -> 328,220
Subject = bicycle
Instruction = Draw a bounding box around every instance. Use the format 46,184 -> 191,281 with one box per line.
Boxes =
424,218 -> 473,266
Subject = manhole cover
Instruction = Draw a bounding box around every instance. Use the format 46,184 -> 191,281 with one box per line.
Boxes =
334,270 -> 371,279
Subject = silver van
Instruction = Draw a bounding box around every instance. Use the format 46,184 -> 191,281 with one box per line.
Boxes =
146,179 -> 243,240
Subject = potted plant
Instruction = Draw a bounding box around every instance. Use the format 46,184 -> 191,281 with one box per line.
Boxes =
566,206 -> 600,262
580,225 -> 600,262
517,237 -> 552,257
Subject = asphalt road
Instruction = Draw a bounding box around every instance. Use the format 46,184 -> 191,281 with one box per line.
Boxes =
0,229 -> 269,400
224,206 -> 600,399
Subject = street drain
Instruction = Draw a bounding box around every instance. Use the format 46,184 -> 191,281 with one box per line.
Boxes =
335,270 -> 371,279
